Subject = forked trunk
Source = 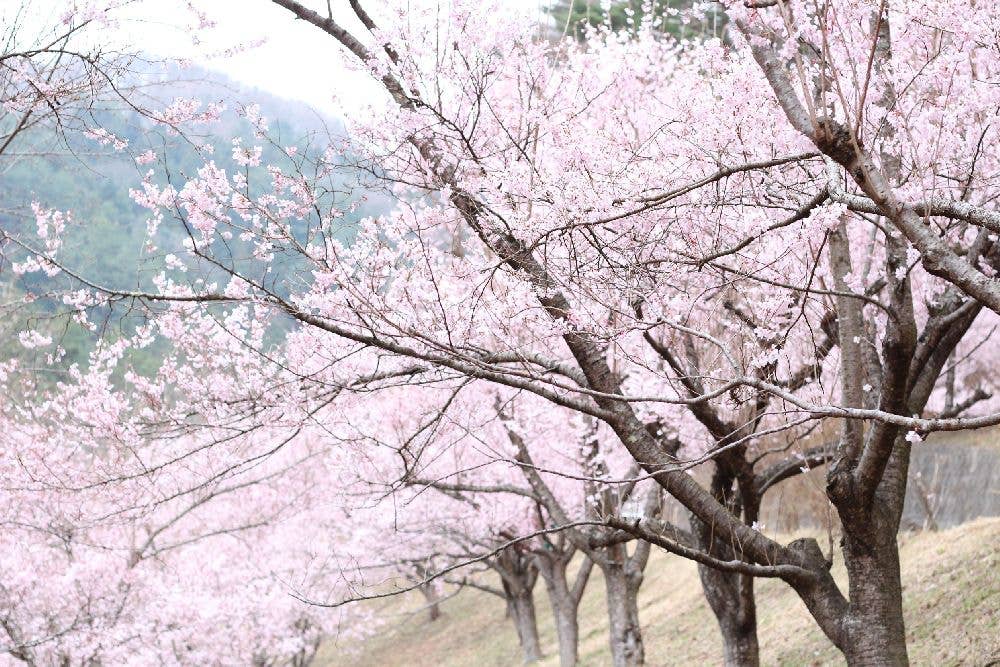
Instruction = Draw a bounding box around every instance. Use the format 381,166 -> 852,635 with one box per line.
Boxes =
797,436 -> 914,665
836,429 -> 912,665
494,546 -> 543,663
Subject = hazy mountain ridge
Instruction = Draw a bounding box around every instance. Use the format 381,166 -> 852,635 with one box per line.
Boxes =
0,61 -> 388,376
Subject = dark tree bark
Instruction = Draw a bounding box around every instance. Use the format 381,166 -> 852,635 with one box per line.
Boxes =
686,452 -> 762,667
838,512 -> 909,664
692,484 -> 760,667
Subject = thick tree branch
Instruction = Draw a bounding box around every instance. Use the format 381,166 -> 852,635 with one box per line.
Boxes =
755,443 -> 836,495
605,517 -> 813,581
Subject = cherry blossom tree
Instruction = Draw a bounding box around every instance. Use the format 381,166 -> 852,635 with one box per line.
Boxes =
200,3 -> 1000,664
4,1 -> 1000,666
0,390 -> 374,664
0,278 -> 378,663
379,383 -> 659,666
1,1 -> 122,161
0,3 -> 384,664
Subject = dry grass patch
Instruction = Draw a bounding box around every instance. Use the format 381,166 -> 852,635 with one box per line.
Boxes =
321,517 -> 1000,666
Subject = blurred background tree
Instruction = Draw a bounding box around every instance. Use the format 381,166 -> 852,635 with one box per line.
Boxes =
547,0 -> 727,42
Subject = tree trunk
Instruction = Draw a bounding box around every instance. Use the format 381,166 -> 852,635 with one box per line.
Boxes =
799,435 -> 914,665
510,590 -> 543,663
696,560 -> 760,667
840,542 -> 908,665
836,498 -> 909,666
833,422 -> 912,665
537,556 -> 580,667
419,583 -> 442,622
503,578 -> 514,618
719,614 -> 759,667
552,602 -> 579,667
602,563 -> 644,667
494,547 -> 542,662
692,464 -> 761,667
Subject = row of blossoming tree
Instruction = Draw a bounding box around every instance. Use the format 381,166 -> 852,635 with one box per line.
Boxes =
2,0 -> 1000,665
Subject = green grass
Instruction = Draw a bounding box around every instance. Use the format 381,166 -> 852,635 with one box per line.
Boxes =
321,517 -> 1000,666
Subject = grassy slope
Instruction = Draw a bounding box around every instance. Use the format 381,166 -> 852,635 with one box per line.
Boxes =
321,517 -> 1000,666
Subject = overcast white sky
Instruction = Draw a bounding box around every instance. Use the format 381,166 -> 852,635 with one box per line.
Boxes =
116,0 -> 386,116
6,0 -> 551,118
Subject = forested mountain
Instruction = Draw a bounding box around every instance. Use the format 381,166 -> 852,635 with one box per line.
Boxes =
0,63 -> 388,377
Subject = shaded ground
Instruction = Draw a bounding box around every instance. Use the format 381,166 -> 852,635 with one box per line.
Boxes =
321,517 -> 1000,666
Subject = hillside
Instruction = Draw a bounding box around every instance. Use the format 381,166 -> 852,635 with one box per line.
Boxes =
321,517 -> 1000,666
0,62 -> 389,378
